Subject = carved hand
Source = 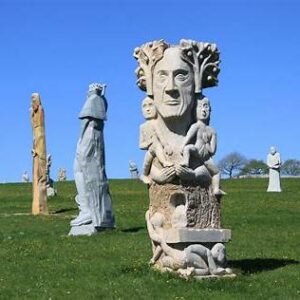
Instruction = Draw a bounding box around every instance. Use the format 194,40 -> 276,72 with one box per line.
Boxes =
176,165 -> 196,181
151,166 -> 176,184
202,132 -> 208,143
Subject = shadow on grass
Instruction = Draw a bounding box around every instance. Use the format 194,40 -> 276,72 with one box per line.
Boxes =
229,258 -> 299,274
51,207 -> 77,214
121,226 -> 145,233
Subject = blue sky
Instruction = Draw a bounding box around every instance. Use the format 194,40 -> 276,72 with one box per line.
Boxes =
0,0 -> 299,182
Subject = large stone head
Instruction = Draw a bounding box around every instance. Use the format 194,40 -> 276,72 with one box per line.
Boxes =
134,39 -> 220,120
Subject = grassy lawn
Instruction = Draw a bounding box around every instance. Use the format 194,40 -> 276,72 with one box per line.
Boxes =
0,178 -> 299,299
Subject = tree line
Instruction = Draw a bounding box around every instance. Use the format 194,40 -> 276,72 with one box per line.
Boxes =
217,152 -> 300,178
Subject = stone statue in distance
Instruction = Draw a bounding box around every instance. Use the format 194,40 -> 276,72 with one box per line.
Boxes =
69,83 -> 115,236
267,146 -> 282,192
134,39 -> 234,278
30,92 -> 48,215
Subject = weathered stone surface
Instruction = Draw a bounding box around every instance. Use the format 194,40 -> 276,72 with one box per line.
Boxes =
164,228 -> 231,243
149,183 -> 221,229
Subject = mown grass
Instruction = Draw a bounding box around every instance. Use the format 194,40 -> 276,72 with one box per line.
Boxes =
0,178 -> 299,299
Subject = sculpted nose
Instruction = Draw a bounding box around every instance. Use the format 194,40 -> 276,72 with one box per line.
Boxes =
165,75 -> 177,93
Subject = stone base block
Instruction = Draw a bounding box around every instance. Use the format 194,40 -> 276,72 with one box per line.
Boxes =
165,228 -> 231,243
68,224 -> 116,236
69,224 -> 97,236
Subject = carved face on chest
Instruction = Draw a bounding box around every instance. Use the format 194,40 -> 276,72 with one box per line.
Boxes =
152,48 -> 195,119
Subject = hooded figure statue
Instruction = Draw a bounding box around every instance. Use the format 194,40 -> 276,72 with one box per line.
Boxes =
69,83 -> 115,236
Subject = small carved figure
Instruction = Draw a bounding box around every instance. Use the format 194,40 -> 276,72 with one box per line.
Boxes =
129,161 -> 139,179
57,168 -> 67,181
181,97 -> 224,195
46,154 -> 56,197
139,97 -> 173,184
22,171 -> 30,183
267,146 -> 282,192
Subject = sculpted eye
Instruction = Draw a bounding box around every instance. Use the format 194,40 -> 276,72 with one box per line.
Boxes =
175,72 -> 189,81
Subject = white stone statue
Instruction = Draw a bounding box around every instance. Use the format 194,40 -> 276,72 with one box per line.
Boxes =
134,39 -> 233,278
267,146 -> 282,192
57,168 -> 67,181
22,171 -> 30,183
129,161 -> 139,179
69,83 -> 115,236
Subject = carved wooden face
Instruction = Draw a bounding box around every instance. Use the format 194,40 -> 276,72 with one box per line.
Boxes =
31,93 -> 41,112
142,98 -> 156,120
152,47 -> 194,119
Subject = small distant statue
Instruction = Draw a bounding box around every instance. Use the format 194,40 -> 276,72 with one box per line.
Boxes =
129,161 -> 139,179
30,92 -> 48,215
69,83 -> 115,236
22,171 -> 30,183
57,168 -> 67,181
267,146 -> 282,192
46,154 -> 57,197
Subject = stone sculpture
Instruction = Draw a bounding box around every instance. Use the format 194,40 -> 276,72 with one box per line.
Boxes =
30,93 -> 48,215
129,161 -> 139,179
267,146 -> 282,192
22,171 -> 30,183
46,154 -> 56,197
69,83 -> 115,236
57,168 -> 67,181
134,39 -> 233,277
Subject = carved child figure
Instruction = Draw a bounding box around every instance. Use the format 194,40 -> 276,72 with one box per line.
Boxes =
139,97 -> 173,184
181,97 -> 224,195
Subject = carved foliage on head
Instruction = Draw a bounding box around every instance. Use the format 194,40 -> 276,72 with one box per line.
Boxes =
134,39 -> 220,96
180,39 -> 220,93
133,40 -> 170,96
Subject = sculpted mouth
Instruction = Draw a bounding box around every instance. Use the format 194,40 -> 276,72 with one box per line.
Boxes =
164,100 -> 180,105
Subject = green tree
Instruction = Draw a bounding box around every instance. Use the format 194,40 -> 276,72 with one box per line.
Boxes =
282,159 -> 300,176
218,152 -> 247,178
240,159 -> 268,176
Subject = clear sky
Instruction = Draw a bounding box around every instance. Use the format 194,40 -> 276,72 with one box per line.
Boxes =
0,0 -> 299,182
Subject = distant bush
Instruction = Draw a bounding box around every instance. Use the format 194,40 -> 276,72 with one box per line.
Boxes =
282,159 -> 300,176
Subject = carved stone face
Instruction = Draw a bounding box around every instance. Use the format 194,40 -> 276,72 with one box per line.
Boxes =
270,146 -> 276,155
153,47 -> 194,119
31,93 -> 40,112
197,99 -> 211,121
142,98 -> 157,120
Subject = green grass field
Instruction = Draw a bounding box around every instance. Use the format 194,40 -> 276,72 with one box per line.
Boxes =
0,178 -> 299,299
